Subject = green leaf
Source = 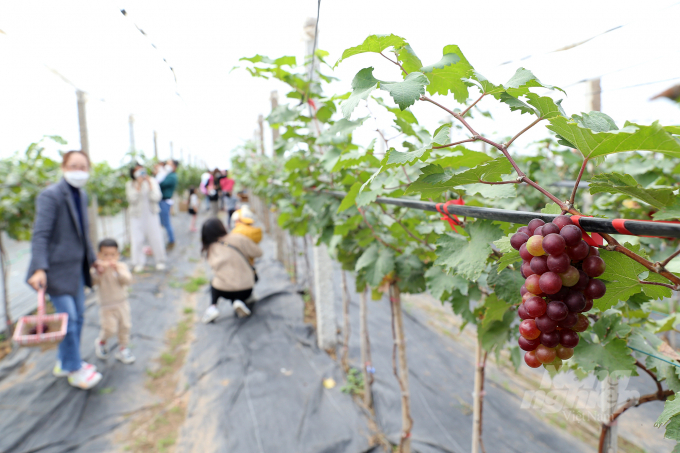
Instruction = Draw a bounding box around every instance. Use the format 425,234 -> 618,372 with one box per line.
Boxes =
654,199 -> 680,220
356,244 -> 379,271
540,203 -> 563,214
591,312 -> 632,344
573,338 -> 636,376
342,67 -> 379,119
364,247 -> 395,287
465,72 -> 505,95
464,183 -> 517,199
503,67 -> 565,96
524,93 -> 566,119
663,416 -> 680,442
425,265 -> 469,300
497,250 -> 521,272
335,34 -> 407,67
488,266 -> 524,305
397,44 -> 423,74
431,147 -> 492,169
498,93 -> 535,115
572,111 -> 619,132
480,294 -> 511,328
317,118 -> 366,145
479,309 -> 514,352
338,182 -> 361,212
381,72 -> 430,110
355,189 -> 381,207
546,118 -> 680,159
435,220 -> 503,281
657,396 -> 680,428
589,172 -> 675,208
420,45 -> 474,103
493,235 -> 514,253
384,125 -> 450,168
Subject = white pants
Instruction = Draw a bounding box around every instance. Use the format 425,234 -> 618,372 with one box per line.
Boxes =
130,212 -> 167,267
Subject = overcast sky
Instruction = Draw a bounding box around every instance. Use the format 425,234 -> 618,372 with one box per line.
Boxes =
0,0 -> 678,169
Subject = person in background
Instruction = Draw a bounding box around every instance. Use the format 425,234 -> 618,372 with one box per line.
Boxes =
92,238 -> 135,364
220,170 -> 235,212
212,168 -> 224,210
200,170 -> 211,212
231,211 -> 262,244
200,218 -> 262,323
126,163 -> 167,273
207,181 -> 220,217
27,150 -> 103,389
188,187 -> 199,232
229,205 -> 256,231
225,191 -> 238,229
159,160 -> 178,250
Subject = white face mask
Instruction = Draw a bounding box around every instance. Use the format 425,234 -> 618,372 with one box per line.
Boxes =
165,164 -> 173,172
64,171 -> 89,188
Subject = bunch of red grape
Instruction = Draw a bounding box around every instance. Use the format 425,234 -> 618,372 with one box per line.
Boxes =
511,215 -> 606,369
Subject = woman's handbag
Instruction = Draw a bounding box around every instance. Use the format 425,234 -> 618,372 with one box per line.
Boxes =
227,244 -> 259,283
13,290 -> 68,347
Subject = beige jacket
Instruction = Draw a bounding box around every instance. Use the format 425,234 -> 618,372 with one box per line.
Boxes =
125,179 -> 162,217
208,234 -> 263,292
90,262 -> 132,306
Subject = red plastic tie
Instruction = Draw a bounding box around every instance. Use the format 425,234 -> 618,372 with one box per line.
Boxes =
307,98 -> 317,111
436,199 -> 465,233
612,219 -> 633,235
569,215 -> 604,247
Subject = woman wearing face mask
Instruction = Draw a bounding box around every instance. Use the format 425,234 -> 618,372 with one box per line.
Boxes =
27,150 -> 103,390
125,163 -> 167,273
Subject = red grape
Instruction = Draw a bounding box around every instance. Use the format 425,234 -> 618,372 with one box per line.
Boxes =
559,266 -> 580,287
525,274 -> 541,295
535,314 -> 558,333
539,272 -> 562,295
560,225 -> 582,246
518,226 -> 531,236
564,291 -> 586,312
539,331 -> 560,348
553,215 -> 574,230
519,319 -> 541,340
519,243 -> 533,261
573,270 -> 589,291
541,223 -> 560,236
526,236 -> 545,257
511,232 -> 530,250
546,301 -> 569,321
525,296 -> 547,318
572,314 -> 589,332
582,298 -> 593,313
518,303 -> 531,320
525,350 -> 542,368
557,312 -> 578,328
559,329 -> 580,348
556,345 -> 574,360
583,256 -> 606,277
528,218 -> 545,235
584,279 -> 606,299
547,286 -> 569,301
567,241 -> 590,261
588,246 -> 600,258
535,344 -> 557,364
534,225 -> 544,236
521,261 -> 535,278
522,291 -> 537,303
520,285 -> 528,296
530,256 -> 549,275
519,336 -> 540,351
543,233 -> 566,256
547,253 -> 570,274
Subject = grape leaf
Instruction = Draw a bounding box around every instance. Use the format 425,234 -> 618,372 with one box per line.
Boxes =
597,244 -> 673,310
503,67 -> 565,96
317,118 -> 366,145
396,254 -> 426,293
524,93 -> 566,119
546,118 -> 680,159
480,294 -> 512,328
465,72 -> 505,95
383,124 -> 450,168
268,104 -> 301,124
381,72 -> 430,109
573,111 -> 618,132
497,250 -> 521,272
589,172 -> 675,208
397,44 -> 423,74
653,199 -> 680,220
420,45 -> 474,103
493,235 -> 514,253
591,312 -> 632,344
425,265 -> 469,300
656,396 -> 680,428
435,220 -> 503,281
355,189 -> 381,207
573,338 -> 636,377
338,182 -> 362,213
498,93 -> 534,115
431,147 -> 492,169
540,203 -> 563,214
479,309 -> 514,352
335,34 -> 407,67
332,149 -> 381,172
342,68 -> 380,119
355,244 -> 395,287
464,183 -> 517,199
488,266 -> 524,304
663,416 -> 680,442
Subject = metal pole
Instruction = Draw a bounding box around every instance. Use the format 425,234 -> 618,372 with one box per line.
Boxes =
77,90 -> 98,248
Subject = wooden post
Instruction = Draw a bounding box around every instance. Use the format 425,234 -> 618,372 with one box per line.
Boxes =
128,113 -> 136,153
313,241 -> 336,350
601,376 -> 619,453
588,78 -> 602,112
472,337 -> 483,453
77,90 -> 98,248
153,130 -> 158,159
341,270 -> 350,372
270,91 -> 280,150
360,285 -> 373,409
290,234 -> 298,284
0,234 -> 12,336
390,284 -> 412,453
258,114 -> 265,155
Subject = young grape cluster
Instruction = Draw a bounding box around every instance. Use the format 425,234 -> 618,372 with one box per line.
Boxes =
512,216 -> 606,369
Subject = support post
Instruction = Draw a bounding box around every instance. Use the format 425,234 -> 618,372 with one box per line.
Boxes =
77,90 -> 98,248
390,284 -> 412,453
270,91 -> 280,151
601,375 -> 619,453
471,335 -> 485,453
341,270 -> 350,372
313,241 -> 336,350
153,130 -> 158,159
360,285 -> 373,409
258,114 -> 265,155
128,113 -> 136,153
0,234 -> 12,336
588,78 -> 602,112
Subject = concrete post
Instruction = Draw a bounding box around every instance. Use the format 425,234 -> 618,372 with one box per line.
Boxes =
601,376 -> 618,453
313,242 -> 337,350
76,90 -> 98,248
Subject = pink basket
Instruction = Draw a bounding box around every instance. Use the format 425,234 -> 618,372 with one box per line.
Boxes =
12,290 -> 68,347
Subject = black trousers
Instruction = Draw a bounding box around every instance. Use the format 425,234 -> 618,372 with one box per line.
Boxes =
211,286 -> 252,306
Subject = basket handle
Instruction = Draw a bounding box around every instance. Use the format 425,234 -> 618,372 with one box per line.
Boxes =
37,289 -> 46,334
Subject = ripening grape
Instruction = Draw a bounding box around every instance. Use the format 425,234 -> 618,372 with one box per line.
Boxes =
535,314 -> 558,333
559,329 -> 580,348
556,345 -> 574,360
511,232 -> 530,250
519,319 -> 541,340
572,314 -> 589,332
518,304 -> 530,320
559,266 -> 580,287
518,226 -> 531,236
525,350 -> 542,368
534,225 -> 544,236
520,285 -> 528,296
583,256 -> 606,277
542,233 -> 566,255
546,301 -> 569,321
564,291 -> 586,313
519,243 -> 533,261
546,253 -> 570,274
522,291 -> 537,303
541,223 -> 560,236
526,236 -> 545,256
535,344 -> 557,364
547,286 -> 569,301
582,298 -> 593,312
530,255 -> 549,275
521,261 -> 535,278
567,240 -> 590,261
584,279 -> 606,299
588,246 -> 600,258
573,270 -> 589,291
560,225 -> 583,247
519,336 -> 540,351
525,274 -> 542,295
552,215 -> 574,230
524,296 -> 547,318
557,312 -> 578,328
528,218 -> 545,235
539,272 -> 562,294
539,330 -> 560,348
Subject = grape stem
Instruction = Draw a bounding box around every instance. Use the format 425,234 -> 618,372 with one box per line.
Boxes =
461,93 -> 486,117
432,138 -> 477,149
377,204 -> 435,251
569,158 -> 589,207
637,279 -> 679,291
659,247 -> 680,270
478,179 -> 520,185
380,52 -> 408,76
505,117 -> 543,148
636,360 -> 664,396
357,206 -> 404,253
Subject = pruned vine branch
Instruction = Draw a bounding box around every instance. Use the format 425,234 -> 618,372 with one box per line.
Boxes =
357,206 -> 404,253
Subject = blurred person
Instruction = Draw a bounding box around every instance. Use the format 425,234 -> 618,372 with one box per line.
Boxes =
225,191 -> 238,228
27,150 -> 103,390
188,187 -> 199,232
212,168 -> 224,210
200,218 -> 262,323
200,170 -> 211,212
220,170 -> 235,211
126,163 -> 167,273
159,160 -> 178,250
231,211 -> 262,244
207,181 -> 220,217
92,239 -> 135,364
230,205 -> 256,230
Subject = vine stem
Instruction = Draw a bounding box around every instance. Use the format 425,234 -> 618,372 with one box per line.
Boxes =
378,204 -> 435,251
638,279 -> 679,290
389,284 -> 413,453
505,117 -> 543,148
461,93 -> 486,117
569,158 -> 589,207
341,270 -> 351,373
636,360 -> 664,396
660,247 -> 680,269
357,206 -> 404,253
478,179 -> 520,185
380,52 -> 408,76
432,138 -> 477,149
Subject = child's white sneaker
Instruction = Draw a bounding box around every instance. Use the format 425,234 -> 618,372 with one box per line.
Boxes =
133,265 -> 144,273
94,339 -> 108,359
68,366 -> 102,390
115,347 -> 136,364
233,300 -> 251,318
202,305 -> 219,324
53,360 -> 96,377
156,263 -> 166,271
